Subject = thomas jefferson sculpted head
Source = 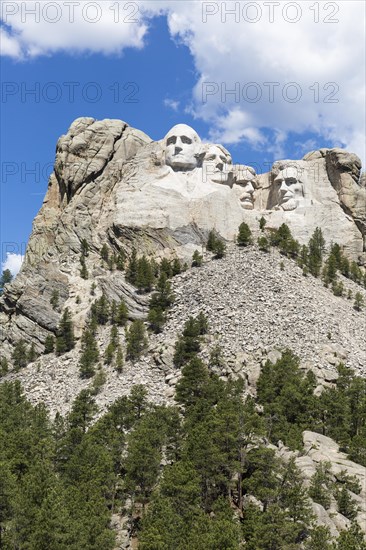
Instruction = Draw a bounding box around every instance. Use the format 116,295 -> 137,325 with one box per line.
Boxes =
164,124 -> 201,171
201,144 -> 233,185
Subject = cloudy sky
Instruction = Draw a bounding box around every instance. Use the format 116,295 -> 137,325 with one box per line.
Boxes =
1,0 -> 365,274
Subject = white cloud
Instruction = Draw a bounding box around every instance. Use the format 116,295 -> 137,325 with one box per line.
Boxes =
0,1 -> 148,58
164,98 -> 180,111
1,1 -> 365,163
0,27 -> 22,57
161,0 -> 366,163
2,253 -> 24,277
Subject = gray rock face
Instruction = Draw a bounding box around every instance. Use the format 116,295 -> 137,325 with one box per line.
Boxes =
0,118 -> 365,363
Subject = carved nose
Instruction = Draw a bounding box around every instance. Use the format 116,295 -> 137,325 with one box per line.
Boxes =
174,146 -> 182,155
216,162 -> 223,171
246,182 -> 254,194
279,181 -> 288,195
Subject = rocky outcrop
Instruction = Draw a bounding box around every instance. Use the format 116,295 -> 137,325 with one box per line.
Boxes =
303,147 -> 366,257
278,431 -> 366,537
0,118 -> 365,364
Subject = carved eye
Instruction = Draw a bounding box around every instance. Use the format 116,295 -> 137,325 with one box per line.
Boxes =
181,136 -> 192,144
205,155 -> 215,161
285,178 -> 298,186
167,136 -> 176,146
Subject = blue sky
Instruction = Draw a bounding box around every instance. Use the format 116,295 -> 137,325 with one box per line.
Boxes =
1,1 -> 365,274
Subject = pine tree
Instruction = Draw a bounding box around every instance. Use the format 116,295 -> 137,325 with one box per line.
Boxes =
148,306 -> 166,334
126,320 -> 148,360
27,343 -> 37,363
136,256 -> 154,292
237,222 -> 252,246
0,269 -> 13,287
100,244 -> 109,262
336,521 -> 366,550
259,216 -> 267,231
91,294 -> 110,325
172,258 -> 182,276
308,227 -> 325,277
354,292 -> 364,311
115,300 -> 128,326
56,308 -> 75,355
335,486 -> 358,520
79,327 -> 99,378
44,335 -> 55,354
81,238 -> 89,257
258,235 -> 269,252
126,248 -> 138,284
0,356 -> 9,377
213,237 -> 226,259
116,345 -> 124,373
308,462 -> 333,509
116,249 -> 126,271
192,250 -> 203,267
206,230 -> 218,252
12,340 -> 28,370
160,258 -> 173,278
80,255 -> 88,279
50,289 -> 59,310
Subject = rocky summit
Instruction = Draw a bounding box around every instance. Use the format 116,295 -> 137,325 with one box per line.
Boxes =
1,119 -> 366,547
1,118 -> 365,359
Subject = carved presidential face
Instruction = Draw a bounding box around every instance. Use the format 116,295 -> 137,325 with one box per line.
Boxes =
240,181 -> 255,210
275,167 -> 304,211
233,165 -> 256,209
164,124 -> 201,171
202,145 -> 233,184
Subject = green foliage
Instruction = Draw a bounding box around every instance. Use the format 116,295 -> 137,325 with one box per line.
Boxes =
259,216 -> 267,231
308,462 -> 333,509
91,293 -> 110,325
44,335 -> 55,354
0,268 -> 13,287
80,255 -> 89,279
256,350 -> 317,448
335,486 -> 358,520
126,251 -> 156,292
173,315 -> 208,368
79,327 -> 99,379
126,320 -> 148,360
56,308 -> 75,355
116,249 -> 126,271
11,340 -> 28,371
150,272 -> 175,311
206,230 -> 226,258
50,289 -> 60,310
0,356 -> 9,377
100,243 -> 109,262
354,291 -> 364,311
335,522 -> 366,550
115,345 -> 124,373
332,280 -> 344,296
258,235 -> 269,252
136,255 -> 155,292
237,222 -> 252,246
91,368 -> 107,396
81,238 -> 89,257
114,300 -> 128,326
148,306 -> 166,334
308,227 -> 325,277
192,249 -> 203,267
27,342 -> 37,363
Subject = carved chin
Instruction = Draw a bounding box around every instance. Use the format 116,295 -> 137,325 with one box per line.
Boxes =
281,199 -> 298,211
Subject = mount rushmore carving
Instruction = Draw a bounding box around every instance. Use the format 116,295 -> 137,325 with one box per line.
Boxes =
19,117 -> 365,272
1,117 -> 365,359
